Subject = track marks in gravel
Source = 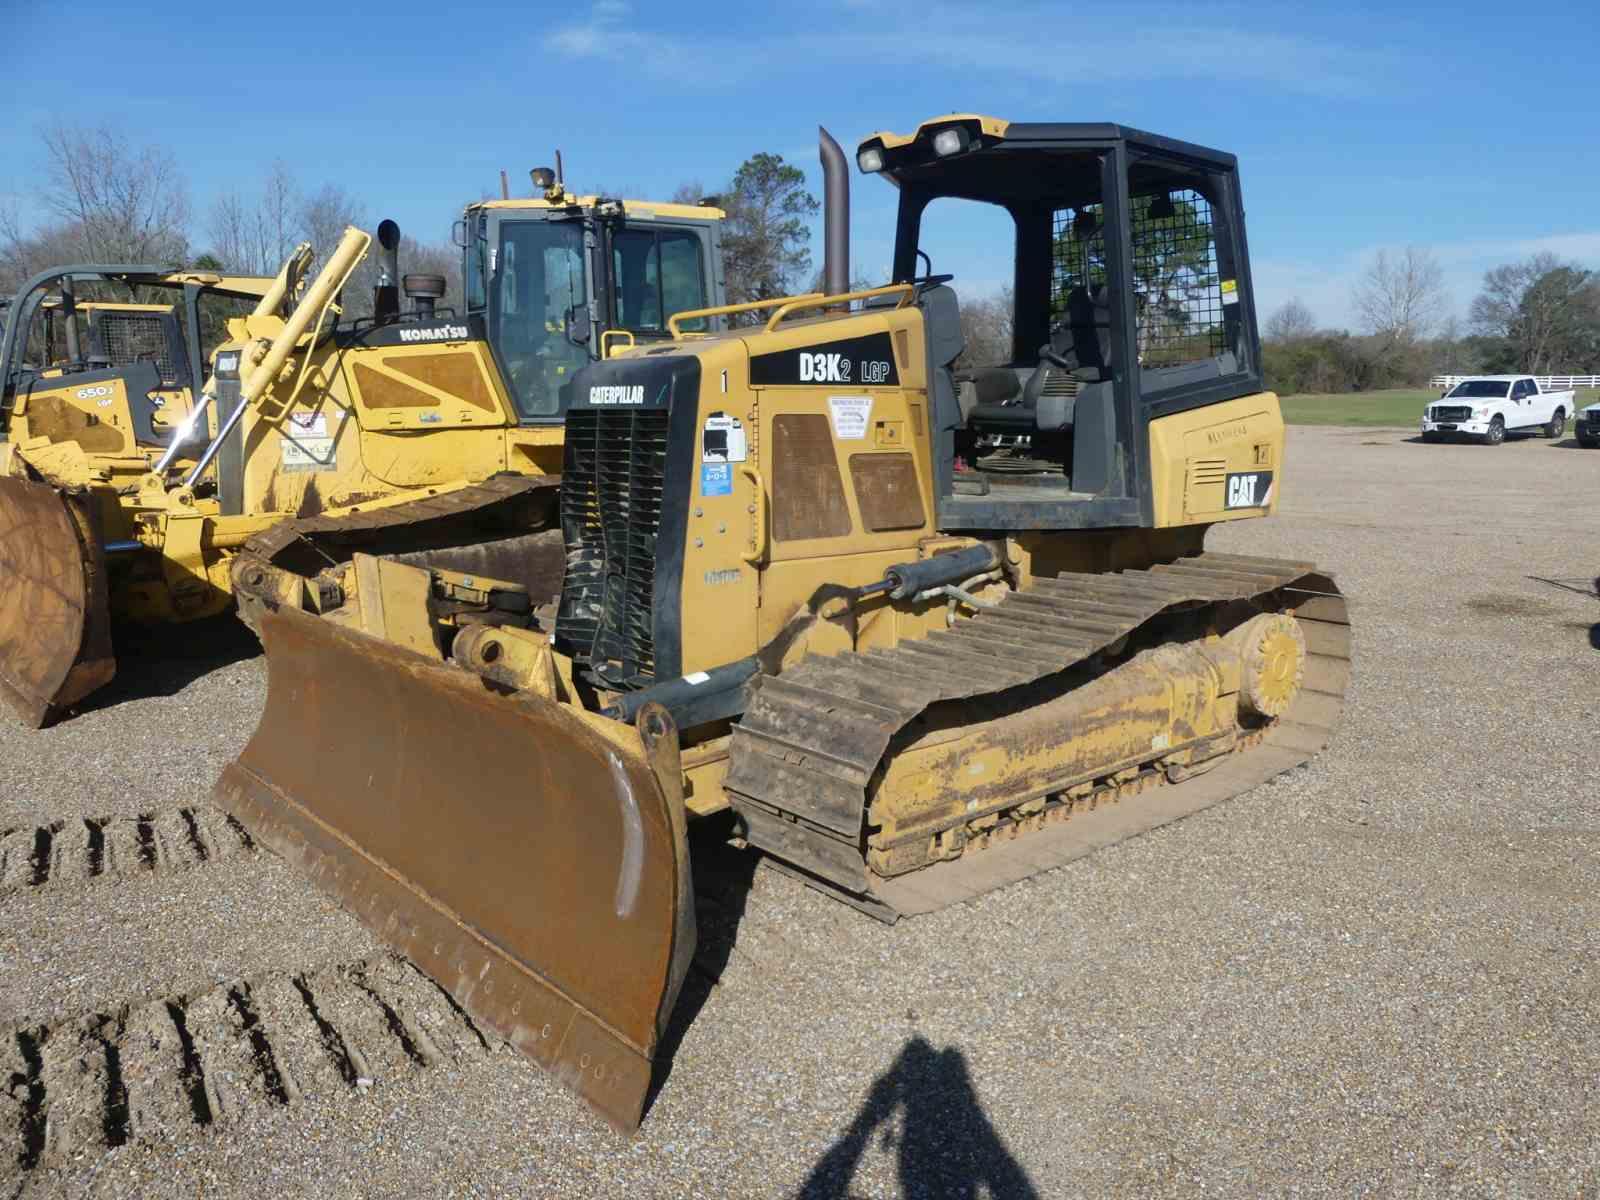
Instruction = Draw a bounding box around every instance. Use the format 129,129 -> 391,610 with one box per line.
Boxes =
0,805 -> 253,896
1,956 -> 488,1172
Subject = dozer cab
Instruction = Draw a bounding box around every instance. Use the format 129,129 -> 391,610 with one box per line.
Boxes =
0,180 -> 726,727
215,117 -> 1350,1132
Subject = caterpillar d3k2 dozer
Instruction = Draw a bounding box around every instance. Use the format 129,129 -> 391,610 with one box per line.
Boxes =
214,118 -> 1351,1132
0,178 -> 727,726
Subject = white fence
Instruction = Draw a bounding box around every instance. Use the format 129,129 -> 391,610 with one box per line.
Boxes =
1431,375 -> 1600,390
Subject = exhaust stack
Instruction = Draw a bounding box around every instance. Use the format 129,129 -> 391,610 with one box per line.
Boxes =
819,127 -> 849,298
404,274 -> 446,320
374,219 -> 401,324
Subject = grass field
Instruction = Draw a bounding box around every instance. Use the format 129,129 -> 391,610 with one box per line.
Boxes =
1280,387 -> 1600,427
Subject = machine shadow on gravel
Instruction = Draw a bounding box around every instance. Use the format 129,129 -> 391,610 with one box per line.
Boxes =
69,615 -> 260,716
798,1036 -> 1040,1200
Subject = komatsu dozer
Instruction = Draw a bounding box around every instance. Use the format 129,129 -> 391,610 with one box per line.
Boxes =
0,180 -> 727,726
215,117 -> 1351,1132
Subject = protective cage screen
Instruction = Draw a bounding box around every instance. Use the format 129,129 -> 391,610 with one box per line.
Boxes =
1050,190 -> 1227,369
1050,204 -> 1106,323
1129,189 -> 1224,367
99,313 -> 178,384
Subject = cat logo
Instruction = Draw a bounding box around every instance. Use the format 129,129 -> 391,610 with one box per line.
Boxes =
1224,470 -> 1272,509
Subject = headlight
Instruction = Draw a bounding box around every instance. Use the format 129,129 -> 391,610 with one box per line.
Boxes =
857,146 -> 884,173
214,351 -> 240,374
932,127 -> 970,157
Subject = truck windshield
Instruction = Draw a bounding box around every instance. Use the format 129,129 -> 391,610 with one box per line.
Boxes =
1447,380 -> 1511,398
490,219 -> 588,418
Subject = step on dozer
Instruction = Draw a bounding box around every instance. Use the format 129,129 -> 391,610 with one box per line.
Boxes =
216,119 -> 1352,1130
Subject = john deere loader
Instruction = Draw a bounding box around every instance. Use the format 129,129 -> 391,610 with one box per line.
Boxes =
0,178 -> 726,726
214,118 -> 1351,1131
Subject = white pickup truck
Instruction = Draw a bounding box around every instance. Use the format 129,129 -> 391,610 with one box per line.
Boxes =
1577,398 -> 1600,448
1422,375 -> 1573,445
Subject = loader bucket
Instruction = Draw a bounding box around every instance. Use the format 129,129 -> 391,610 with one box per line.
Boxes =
213,607 -> 696,1132
0,476 -> 115,726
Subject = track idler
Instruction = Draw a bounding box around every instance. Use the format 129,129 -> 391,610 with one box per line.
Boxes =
0,476 -> 115,726
213,607 -> 695,1131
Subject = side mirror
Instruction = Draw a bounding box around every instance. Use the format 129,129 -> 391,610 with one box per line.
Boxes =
451,220 -> 469,249
565,306 -> 592,346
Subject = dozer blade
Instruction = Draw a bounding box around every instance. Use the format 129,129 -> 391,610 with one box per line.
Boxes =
0,476 -> 115,727
212,607 -> 695,1132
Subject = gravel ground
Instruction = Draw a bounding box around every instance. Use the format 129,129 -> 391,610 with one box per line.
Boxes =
3,425 -> 1598,1198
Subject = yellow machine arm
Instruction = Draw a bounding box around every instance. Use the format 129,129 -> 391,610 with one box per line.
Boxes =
171,228 -> 371,486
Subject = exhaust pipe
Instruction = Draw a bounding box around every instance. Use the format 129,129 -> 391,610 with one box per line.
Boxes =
374,219 -> 401,324
60,277 -> 81,363
819,127 -> 849,298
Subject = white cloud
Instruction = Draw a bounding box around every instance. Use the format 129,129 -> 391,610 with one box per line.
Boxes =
544,1 -> 1398,98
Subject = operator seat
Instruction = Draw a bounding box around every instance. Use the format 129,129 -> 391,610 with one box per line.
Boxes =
967,284 -> 1113,433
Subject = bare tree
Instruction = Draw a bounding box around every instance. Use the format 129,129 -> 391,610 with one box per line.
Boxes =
36,123 -> 190,264
206,191 -> 257,273
300,183 -> 367,260
958,287 -> 1014,366
258,161 -> 299,268
1353,247 -> 1445,347
1264,297 -> 1316,342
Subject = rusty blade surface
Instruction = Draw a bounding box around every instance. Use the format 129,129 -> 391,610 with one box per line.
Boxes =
0,476 -> 115,727
213,607 -> 694,1132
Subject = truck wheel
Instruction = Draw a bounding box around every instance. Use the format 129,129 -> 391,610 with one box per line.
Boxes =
1484,417 -> 1505,446
1546,408 -> 1566,438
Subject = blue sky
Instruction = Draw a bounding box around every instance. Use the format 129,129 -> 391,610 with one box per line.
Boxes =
5,0 -> 1599,328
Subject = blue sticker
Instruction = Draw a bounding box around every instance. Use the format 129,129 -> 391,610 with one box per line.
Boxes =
701,462 -> 732,496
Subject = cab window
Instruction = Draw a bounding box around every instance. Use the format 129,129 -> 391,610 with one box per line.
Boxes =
489,219 -> 588,418
611,228 -> 708,333
1124,165 -> 1233,379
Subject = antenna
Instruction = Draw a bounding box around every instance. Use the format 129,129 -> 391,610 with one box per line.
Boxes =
555,150 -> 564,187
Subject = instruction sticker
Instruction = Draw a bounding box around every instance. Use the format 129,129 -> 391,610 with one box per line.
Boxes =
1220,278 -> 1239,306
701,411 -> 747,463
281,412 -> 338,472
828,395 -> 873,440
701,461 -> 733,497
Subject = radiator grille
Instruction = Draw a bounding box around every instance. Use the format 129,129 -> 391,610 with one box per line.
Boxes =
554,408 -> 670,686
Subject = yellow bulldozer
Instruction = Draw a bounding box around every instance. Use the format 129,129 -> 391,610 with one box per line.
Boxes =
213,117 -> 1351,1132
0,177 -> 727,726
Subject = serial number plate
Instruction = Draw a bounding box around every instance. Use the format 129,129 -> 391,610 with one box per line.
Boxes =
1224,470 -> 1273,510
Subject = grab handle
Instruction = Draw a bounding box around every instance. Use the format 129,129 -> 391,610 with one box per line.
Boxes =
740,465 -> 767,565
